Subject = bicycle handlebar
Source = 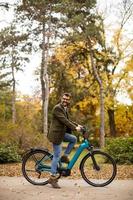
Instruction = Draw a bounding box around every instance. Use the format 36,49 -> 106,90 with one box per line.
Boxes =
80,126 -> 89,139
80,126 -> 87,134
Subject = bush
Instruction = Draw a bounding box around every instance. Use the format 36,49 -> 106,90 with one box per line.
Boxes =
89,138 -> 100,147
0,143 -> 21,163
104,137 -> 133,164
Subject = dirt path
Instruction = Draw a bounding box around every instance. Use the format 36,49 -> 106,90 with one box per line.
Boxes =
0,176 -> 133,200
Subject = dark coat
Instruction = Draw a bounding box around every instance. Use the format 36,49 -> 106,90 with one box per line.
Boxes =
47,103 -> 77,145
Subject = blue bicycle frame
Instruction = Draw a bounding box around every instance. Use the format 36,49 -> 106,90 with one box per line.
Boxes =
37,139 -> 91,173
67,139 -> 91,169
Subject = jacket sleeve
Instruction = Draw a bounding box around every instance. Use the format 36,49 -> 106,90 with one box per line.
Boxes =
53,106 -> 77,131
70,120 -> 78,126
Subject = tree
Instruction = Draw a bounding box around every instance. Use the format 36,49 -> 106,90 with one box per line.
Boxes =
97,0 -> 133,137
0,2 -> 9,9
49,41 -> 103,145
0,89 -> 12,123
18,0 -> 60,134
55,0 -> 105,147
122,56 -> 133,104
0,24 -> 30,123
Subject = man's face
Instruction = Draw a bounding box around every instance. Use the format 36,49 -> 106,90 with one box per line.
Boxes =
61,95 -> 71,107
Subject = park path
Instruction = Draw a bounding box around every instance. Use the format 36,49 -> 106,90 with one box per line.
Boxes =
0,176 -> 133,200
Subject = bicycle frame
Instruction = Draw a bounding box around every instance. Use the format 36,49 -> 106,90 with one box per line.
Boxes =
37,139 -> 91,173
67,139 -> 91,169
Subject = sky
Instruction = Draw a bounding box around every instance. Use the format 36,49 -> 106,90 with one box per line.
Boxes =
16,53 -> 41,95
0,0 -> 132,105
0,0 -> 41,95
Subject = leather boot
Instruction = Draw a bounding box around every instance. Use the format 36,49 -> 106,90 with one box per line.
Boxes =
60,155 -> 69,163
48,175 -> 61,189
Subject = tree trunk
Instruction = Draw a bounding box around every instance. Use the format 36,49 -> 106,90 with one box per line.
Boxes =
88,38 -> 105,148
11,49 -> 16,124
99,85 -> 105,147
41,21 -> 49,135
108,109 -> 116,137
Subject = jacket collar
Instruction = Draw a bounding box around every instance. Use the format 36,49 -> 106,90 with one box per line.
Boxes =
59,103 -> 68,117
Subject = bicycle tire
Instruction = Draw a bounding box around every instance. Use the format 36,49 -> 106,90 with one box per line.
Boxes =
22,149 -> 53,185
80,150 -> 117,187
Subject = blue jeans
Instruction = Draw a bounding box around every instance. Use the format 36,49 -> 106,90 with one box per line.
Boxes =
51,133 -> 77,175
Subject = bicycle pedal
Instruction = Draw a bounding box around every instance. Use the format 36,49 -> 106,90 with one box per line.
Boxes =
61,169 -> 71,177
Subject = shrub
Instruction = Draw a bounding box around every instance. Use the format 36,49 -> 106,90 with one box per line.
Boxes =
104,137 -> 133,164
89,138 -> 100,147
0,143 -> 21,163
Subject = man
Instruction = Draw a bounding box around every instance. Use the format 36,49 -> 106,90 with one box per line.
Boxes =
47,93 -> 82,188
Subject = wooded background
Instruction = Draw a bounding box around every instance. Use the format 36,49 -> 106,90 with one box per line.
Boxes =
0,0 -> 133,153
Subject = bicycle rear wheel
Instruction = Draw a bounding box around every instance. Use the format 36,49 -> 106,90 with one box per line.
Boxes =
22,149 -> 53,185
80,150 -> 117,187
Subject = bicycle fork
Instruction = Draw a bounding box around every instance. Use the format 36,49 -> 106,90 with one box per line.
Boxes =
90,151 -> 100,171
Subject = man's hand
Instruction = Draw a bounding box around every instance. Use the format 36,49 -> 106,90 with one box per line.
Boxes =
76,125 -> 83,132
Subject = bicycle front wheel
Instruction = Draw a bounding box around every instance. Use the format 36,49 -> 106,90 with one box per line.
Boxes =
80,150 -> 117,187
22,149 -> 53,185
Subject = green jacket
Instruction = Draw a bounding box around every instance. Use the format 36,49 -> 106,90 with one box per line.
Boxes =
47,103 -> 77,145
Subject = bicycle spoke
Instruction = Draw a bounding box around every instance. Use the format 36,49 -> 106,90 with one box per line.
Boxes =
31,154 -> 38,162
80,150 -> 117,187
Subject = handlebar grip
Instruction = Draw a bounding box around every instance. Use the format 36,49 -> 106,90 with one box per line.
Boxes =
81,126 -> 92,139
80,126 -> 87,134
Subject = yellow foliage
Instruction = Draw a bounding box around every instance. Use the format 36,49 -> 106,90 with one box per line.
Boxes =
115,104 -> 133,136
125,57 -> 133,71
74,97 -> 98,114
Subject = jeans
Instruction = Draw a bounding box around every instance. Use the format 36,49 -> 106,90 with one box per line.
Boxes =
51,133 -> 77,175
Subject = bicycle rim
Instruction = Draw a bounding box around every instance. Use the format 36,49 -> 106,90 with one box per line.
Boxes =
22,149 -> 53,185
80,150 -> 117,187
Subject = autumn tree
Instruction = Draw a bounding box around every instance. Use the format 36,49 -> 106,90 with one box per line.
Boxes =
97,0 -> 133,137
116,56 -> 133,109
115,104 -> 133,136
54,0 -> 105,147
49,43 -> 102,145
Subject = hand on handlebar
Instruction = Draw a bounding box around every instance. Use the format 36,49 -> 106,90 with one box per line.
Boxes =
76,125 -> 83,132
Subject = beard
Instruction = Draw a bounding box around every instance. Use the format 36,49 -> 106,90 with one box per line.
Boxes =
61,101 -> 70,107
